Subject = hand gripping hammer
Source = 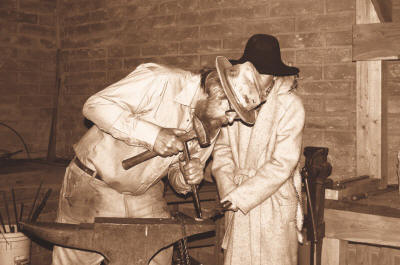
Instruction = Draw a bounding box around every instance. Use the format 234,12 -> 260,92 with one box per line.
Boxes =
122,116 -> 210,170
121,116 -> 211,219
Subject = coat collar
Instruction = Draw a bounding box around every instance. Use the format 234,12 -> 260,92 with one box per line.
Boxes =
227,78 -> 291,168
173,73 -> 201,108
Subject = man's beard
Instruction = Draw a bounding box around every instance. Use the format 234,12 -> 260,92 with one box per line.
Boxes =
194,99 -> 226,140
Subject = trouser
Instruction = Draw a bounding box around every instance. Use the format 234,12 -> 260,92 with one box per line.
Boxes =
52,160 -> 172,265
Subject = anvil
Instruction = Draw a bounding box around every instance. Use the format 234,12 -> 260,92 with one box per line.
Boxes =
20,216 -> 215,265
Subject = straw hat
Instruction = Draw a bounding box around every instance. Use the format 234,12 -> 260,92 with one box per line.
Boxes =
215,56 -> 262,125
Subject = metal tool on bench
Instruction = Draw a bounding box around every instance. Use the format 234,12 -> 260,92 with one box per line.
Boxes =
301,146 -> 332,265
350,184 -> 398,201
325,175 -> 369,190
20,215 -> 215,265
324,174 -> 383,201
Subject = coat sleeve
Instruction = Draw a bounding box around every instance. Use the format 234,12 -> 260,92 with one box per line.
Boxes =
82,64 -> 164,150
230,95 -> 305,214
211,127 -> 238,199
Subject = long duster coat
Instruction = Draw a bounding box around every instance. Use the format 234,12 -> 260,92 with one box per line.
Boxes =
211,78 -> 305,265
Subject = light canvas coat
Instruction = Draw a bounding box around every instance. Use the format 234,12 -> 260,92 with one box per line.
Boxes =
212,78 -> 305,265
52,63 -> 216,265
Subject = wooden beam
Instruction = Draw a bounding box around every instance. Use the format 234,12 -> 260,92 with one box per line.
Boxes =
356,0 -> 384,183
371,0 -> 392,22
356,60 -> 382,179
325,208 -> 400,248
353,22 -> 400,61
357,0 -> 380,24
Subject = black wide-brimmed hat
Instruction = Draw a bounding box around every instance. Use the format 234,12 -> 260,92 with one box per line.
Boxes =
230,34 -> 299,76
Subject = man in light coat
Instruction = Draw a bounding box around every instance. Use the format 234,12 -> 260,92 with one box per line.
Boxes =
52,57 -> 264,265
211,34 -> 305,265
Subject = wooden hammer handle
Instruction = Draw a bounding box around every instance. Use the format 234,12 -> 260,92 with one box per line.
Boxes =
122,130 -> 197,170
122,150 -> 158,170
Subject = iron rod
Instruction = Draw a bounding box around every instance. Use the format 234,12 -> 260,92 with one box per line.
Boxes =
28,180 -> 43,222
31,188 -> 52,222
2,191 -> 13,232
11,188 -> 18,231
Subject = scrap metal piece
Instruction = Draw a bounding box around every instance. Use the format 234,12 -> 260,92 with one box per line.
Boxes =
326,175 -> 369,190
350,184 -> 398,201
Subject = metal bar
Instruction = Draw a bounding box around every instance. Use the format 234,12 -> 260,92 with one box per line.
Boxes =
19,202 -> 24,230
28,180 -> 43,222
11,188 -> 18,231
2,191 -> 13,232
183,142 -> 202,220
304,178 -> 318,243
0,209 -> 6,232
31,188 -> 52,222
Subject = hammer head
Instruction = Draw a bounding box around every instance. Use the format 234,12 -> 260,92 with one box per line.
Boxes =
193,115 -> 210,148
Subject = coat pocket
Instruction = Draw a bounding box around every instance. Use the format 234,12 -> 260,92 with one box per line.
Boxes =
61,164 -> 108,222
279,204 -> 297,225
277,179 -> 298,206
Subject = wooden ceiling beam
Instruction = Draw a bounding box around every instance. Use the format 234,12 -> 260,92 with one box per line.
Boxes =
371,0 -> 392,22
353,22 -> 400,61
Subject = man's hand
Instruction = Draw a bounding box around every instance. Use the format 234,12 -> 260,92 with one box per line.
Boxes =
179,157 -> 203,185
221,194 -> 238,212
153,128 -> 185,157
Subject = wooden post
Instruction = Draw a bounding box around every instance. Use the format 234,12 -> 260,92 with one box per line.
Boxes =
322,238 -> 348,265
323,2 -> 389,263
356,0 -> 385,183
356,60 -> 382,179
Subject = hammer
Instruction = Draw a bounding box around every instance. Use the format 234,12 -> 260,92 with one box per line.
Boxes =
122,116 -> 210,170
122,116 -> 210,219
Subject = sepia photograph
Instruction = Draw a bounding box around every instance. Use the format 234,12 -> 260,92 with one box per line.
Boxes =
0,0 -> 400,264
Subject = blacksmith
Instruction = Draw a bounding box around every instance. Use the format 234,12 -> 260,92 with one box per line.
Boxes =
52,57 -> 264,265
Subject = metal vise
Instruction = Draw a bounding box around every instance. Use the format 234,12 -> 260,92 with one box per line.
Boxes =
301,146 -> 332,265
20,216 -> 215,265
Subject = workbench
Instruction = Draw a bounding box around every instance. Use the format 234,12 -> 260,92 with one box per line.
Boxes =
322,190 -> 400,265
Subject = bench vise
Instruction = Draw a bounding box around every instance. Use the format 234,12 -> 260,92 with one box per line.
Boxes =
20,216 -> 215,265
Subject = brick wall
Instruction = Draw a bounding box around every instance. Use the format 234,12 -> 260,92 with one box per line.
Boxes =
0,0 -> 58,159
56,0 -> 358,181
0,1 -> 397,183
0,1 -> 399,264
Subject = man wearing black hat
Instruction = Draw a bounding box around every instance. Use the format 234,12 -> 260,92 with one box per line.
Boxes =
212,34 -> 305,265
